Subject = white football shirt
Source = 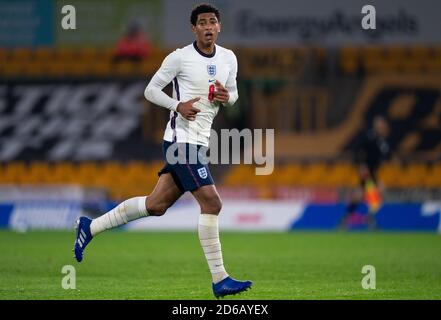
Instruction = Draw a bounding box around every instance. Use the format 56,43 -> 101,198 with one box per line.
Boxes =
145,41 -> 238,146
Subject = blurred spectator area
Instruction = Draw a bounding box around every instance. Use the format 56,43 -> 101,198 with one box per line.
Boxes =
0,47 -> 169,78
2,45 -> 440,78
0,161 -> 440,201
341,46 -> 441,74
0,161 -> 163,201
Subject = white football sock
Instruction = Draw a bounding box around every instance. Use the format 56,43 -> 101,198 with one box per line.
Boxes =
198,213 -> 229,284
90,196 -> 149,236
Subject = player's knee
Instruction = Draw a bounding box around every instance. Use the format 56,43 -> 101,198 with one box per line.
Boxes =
146,201 -> 168,216
215,198 -> 223,213
201,197 -> 222,214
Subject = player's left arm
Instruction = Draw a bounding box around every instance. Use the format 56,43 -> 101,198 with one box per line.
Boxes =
214,51 -> 238,107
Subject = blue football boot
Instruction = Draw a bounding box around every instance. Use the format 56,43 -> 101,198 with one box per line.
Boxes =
212,276 -> 253,298
73,217 -> 93,262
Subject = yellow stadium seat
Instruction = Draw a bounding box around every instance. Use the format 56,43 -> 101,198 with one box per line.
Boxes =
426,47 -> 441,72
300,163 -> 329,187
408,46 -> 428,72
273,164 -> 304,186
114,61 -> 137,77
46,61 -> 67,77
378,163 -> 404,188
425,163 -> 441,187
363,47 -> 386,73
326,163 -> 359,187
340,47 -> 359,74
98,48 -> 116,61
51,162 -> 76,184
34,47 -> 53,63
101,162 -> 123,176
76,162 -> 100,186
126,161 -> 149,174
90,61 -> 112,76
387,46 -> 408,72
248,169 -> 276,187
67,60 -> 92,76
139,60 -> 157,76
223,165 -> 255,187
410,46 -> 429,59
1,162 -> 27,184
26,162 -> 52,184
0,48 -> 7,61
25,60 -> 49,77
124,162 -> 152,191
144,161 -> 163,184
54,47 -> 76,62
92,162 -> 127,190
10,48 -> 32,62
400,163 -> 428,187
77,47 -> 98,63
2,61 -> 24,77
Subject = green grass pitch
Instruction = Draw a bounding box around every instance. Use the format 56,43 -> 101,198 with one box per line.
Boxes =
1,230 -> 440,300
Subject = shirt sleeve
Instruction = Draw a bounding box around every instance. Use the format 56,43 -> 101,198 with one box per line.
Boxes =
144,50 -> 181,112
223,51 -> 239,107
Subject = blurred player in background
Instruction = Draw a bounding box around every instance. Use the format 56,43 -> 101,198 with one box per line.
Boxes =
340,115 -> 391,230
73,3 -> 252,299
113,19 -> 152,62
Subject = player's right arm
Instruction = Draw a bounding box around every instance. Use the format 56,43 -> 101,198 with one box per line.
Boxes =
144,50 -> 200,120
144,50 -> 181,112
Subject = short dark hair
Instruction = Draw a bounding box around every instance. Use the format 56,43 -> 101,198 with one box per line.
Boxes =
190,3 -> 220,26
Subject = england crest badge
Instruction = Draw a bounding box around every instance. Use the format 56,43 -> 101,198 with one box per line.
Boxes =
197,167 -> 208,179
207,65 -> 216,77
